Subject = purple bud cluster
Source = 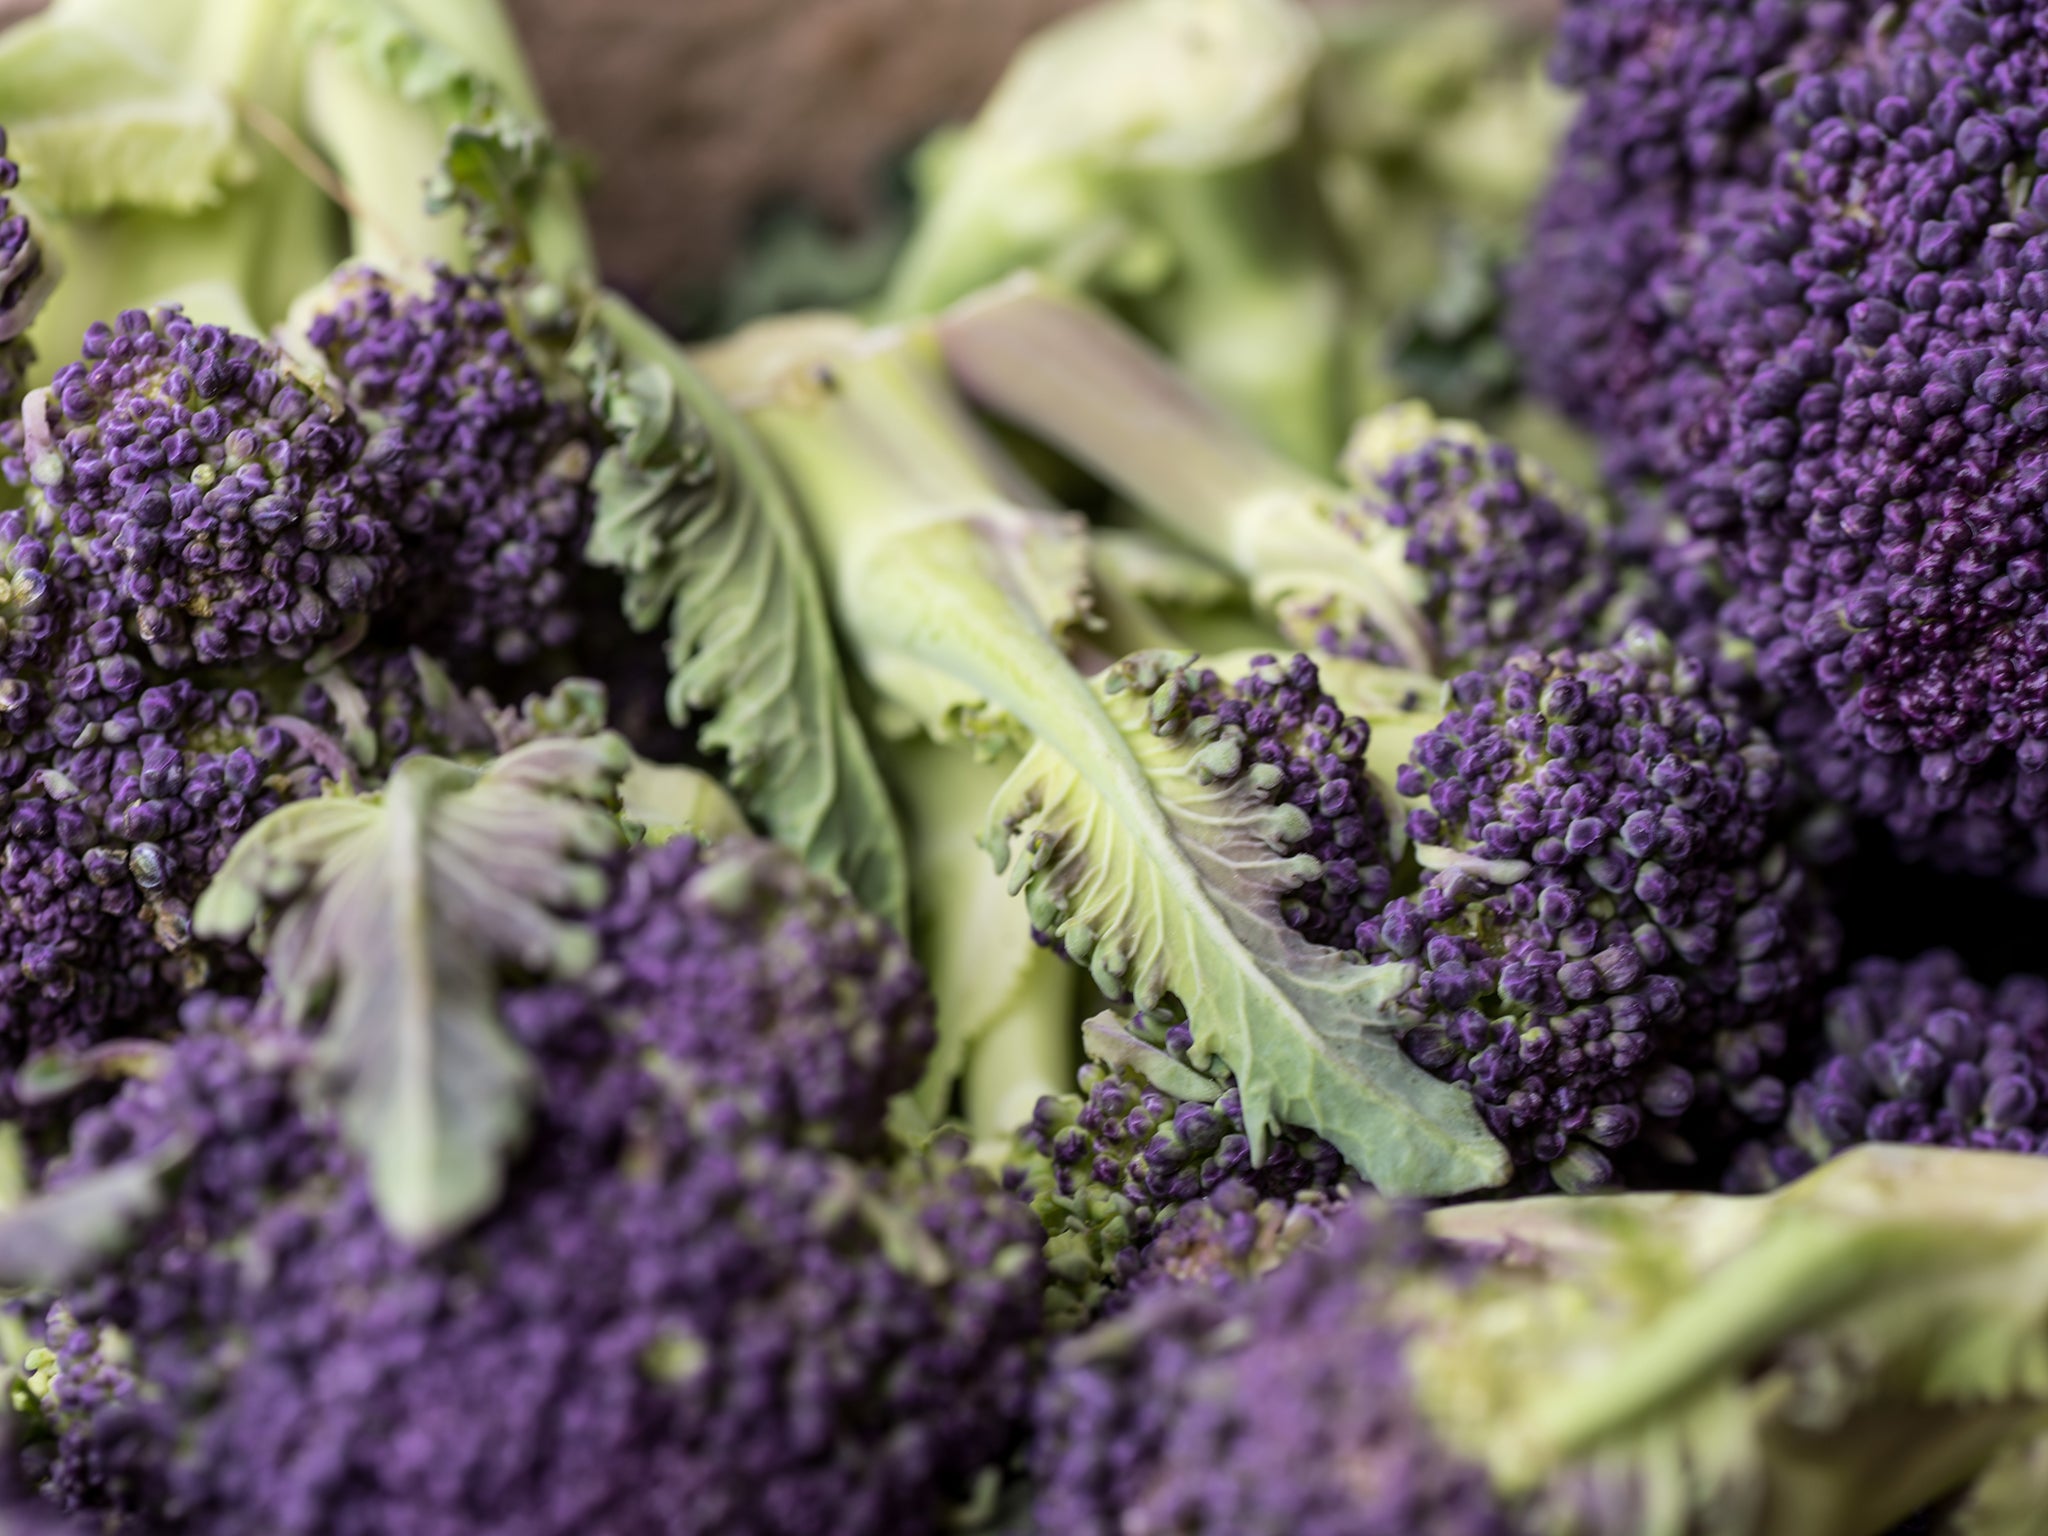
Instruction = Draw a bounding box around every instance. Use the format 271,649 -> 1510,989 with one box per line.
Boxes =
1121,1178 -> 1341,1300
23,310 -> 396,669
1030,1198 -> 1521,1536
0,617 -> 468,1080
1011,1009 -> 1348,1316
1362,630 -> 1838,1185
1178,651 -> 1395,948
0,128 -> 46,415
35,837 -> 1043,1536
516,832 -> 936,1157
1341,429 -> 1620,670
1516,1 -> 2048,886
1732,949 -> 2048,1190
306,267 -> 596,666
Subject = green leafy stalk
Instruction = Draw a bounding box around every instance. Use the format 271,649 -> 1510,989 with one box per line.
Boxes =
1419,1145 -> 2048,1536
193,734 -> 631,1245
293,0 -> 595,281
939,274 -> 1435,669
731,320 -> 1505,1198
572,294 -> 909,932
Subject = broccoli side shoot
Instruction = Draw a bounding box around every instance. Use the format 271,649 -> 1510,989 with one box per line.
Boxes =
301,264 -> 599,668
939,278 -> 1621,675
715,314 -> 1507,1198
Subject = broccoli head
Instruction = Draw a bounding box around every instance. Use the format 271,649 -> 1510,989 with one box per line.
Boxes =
1515,0 -> 2048,887
25,835 -> 1041,1536
1009,1009 -> 1349,1323
1354,627 -> 1839,1187
18,309 -> 396,670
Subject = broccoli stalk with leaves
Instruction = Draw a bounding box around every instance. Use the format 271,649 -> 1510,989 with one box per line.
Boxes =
938,275 -> 1622,676
1037,1144 -> 2048,1536
701,313 -> 1508,1199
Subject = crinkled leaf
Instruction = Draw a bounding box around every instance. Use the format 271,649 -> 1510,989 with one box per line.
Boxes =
0,1136 -> 192,1292
981,650 -> 1503,1197
0,11 -> 252,217
193,735 -> 630,1244
571,293 -> 908,931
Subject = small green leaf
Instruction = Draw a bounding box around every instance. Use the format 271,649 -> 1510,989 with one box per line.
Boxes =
195,734 -> 631,1244
572,294 -> 909,932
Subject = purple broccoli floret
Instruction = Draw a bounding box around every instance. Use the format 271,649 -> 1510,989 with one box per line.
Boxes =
1733,949 -> 2048,1190
34,835 -> 1042,1536
1362,627 -> 1839,1187
305,266 -> 598,667
1009,1008 -> 1350,1324
19,309 -> 398,670
1516,0 -> 2048,887
1336,415 -> 1625,671
1030,1197 -> 1520,1536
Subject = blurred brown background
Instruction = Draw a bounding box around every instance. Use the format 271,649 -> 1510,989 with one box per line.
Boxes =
0,0 -> 1555,299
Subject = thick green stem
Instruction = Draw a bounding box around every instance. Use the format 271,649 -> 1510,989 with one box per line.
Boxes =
939,277 -> 1434,670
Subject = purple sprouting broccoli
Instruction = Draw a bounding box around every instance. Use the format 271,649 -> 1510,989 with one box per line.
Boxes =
0,128 -> 49,420
16,309 -> 398,670
940,277 -> 1624,676
1732,949 -> 2048,1191
1359,626 -> 1839,1189
1030,1198 -> 1519,1536
1009,1010 -> 1351,1325
1514,0 -> 2048,887
22,833 -> 1042,1536
304,266 -> 599,667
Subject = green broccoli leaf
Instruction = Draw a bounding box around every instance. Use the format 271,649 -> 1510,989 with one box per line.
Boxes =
572,294 -> 910,933
292,0 -> 594,280
1420,1146 -> 2048,1536
985,651 -> 1502,1196
736,319 -> 1506,1198
193,734 -> 630,1245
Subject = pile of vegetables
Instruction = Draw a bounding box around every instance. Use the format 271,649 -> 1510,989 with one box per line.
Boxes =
2,0 -> 2048,1531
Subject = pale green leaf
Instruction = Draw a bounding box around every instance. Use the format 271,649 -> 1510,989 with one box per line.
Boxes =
0,1137 -> 191,1292
0,12 -> 252,217
193,735 -> 630,1244
984,650 -> 1505,1197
